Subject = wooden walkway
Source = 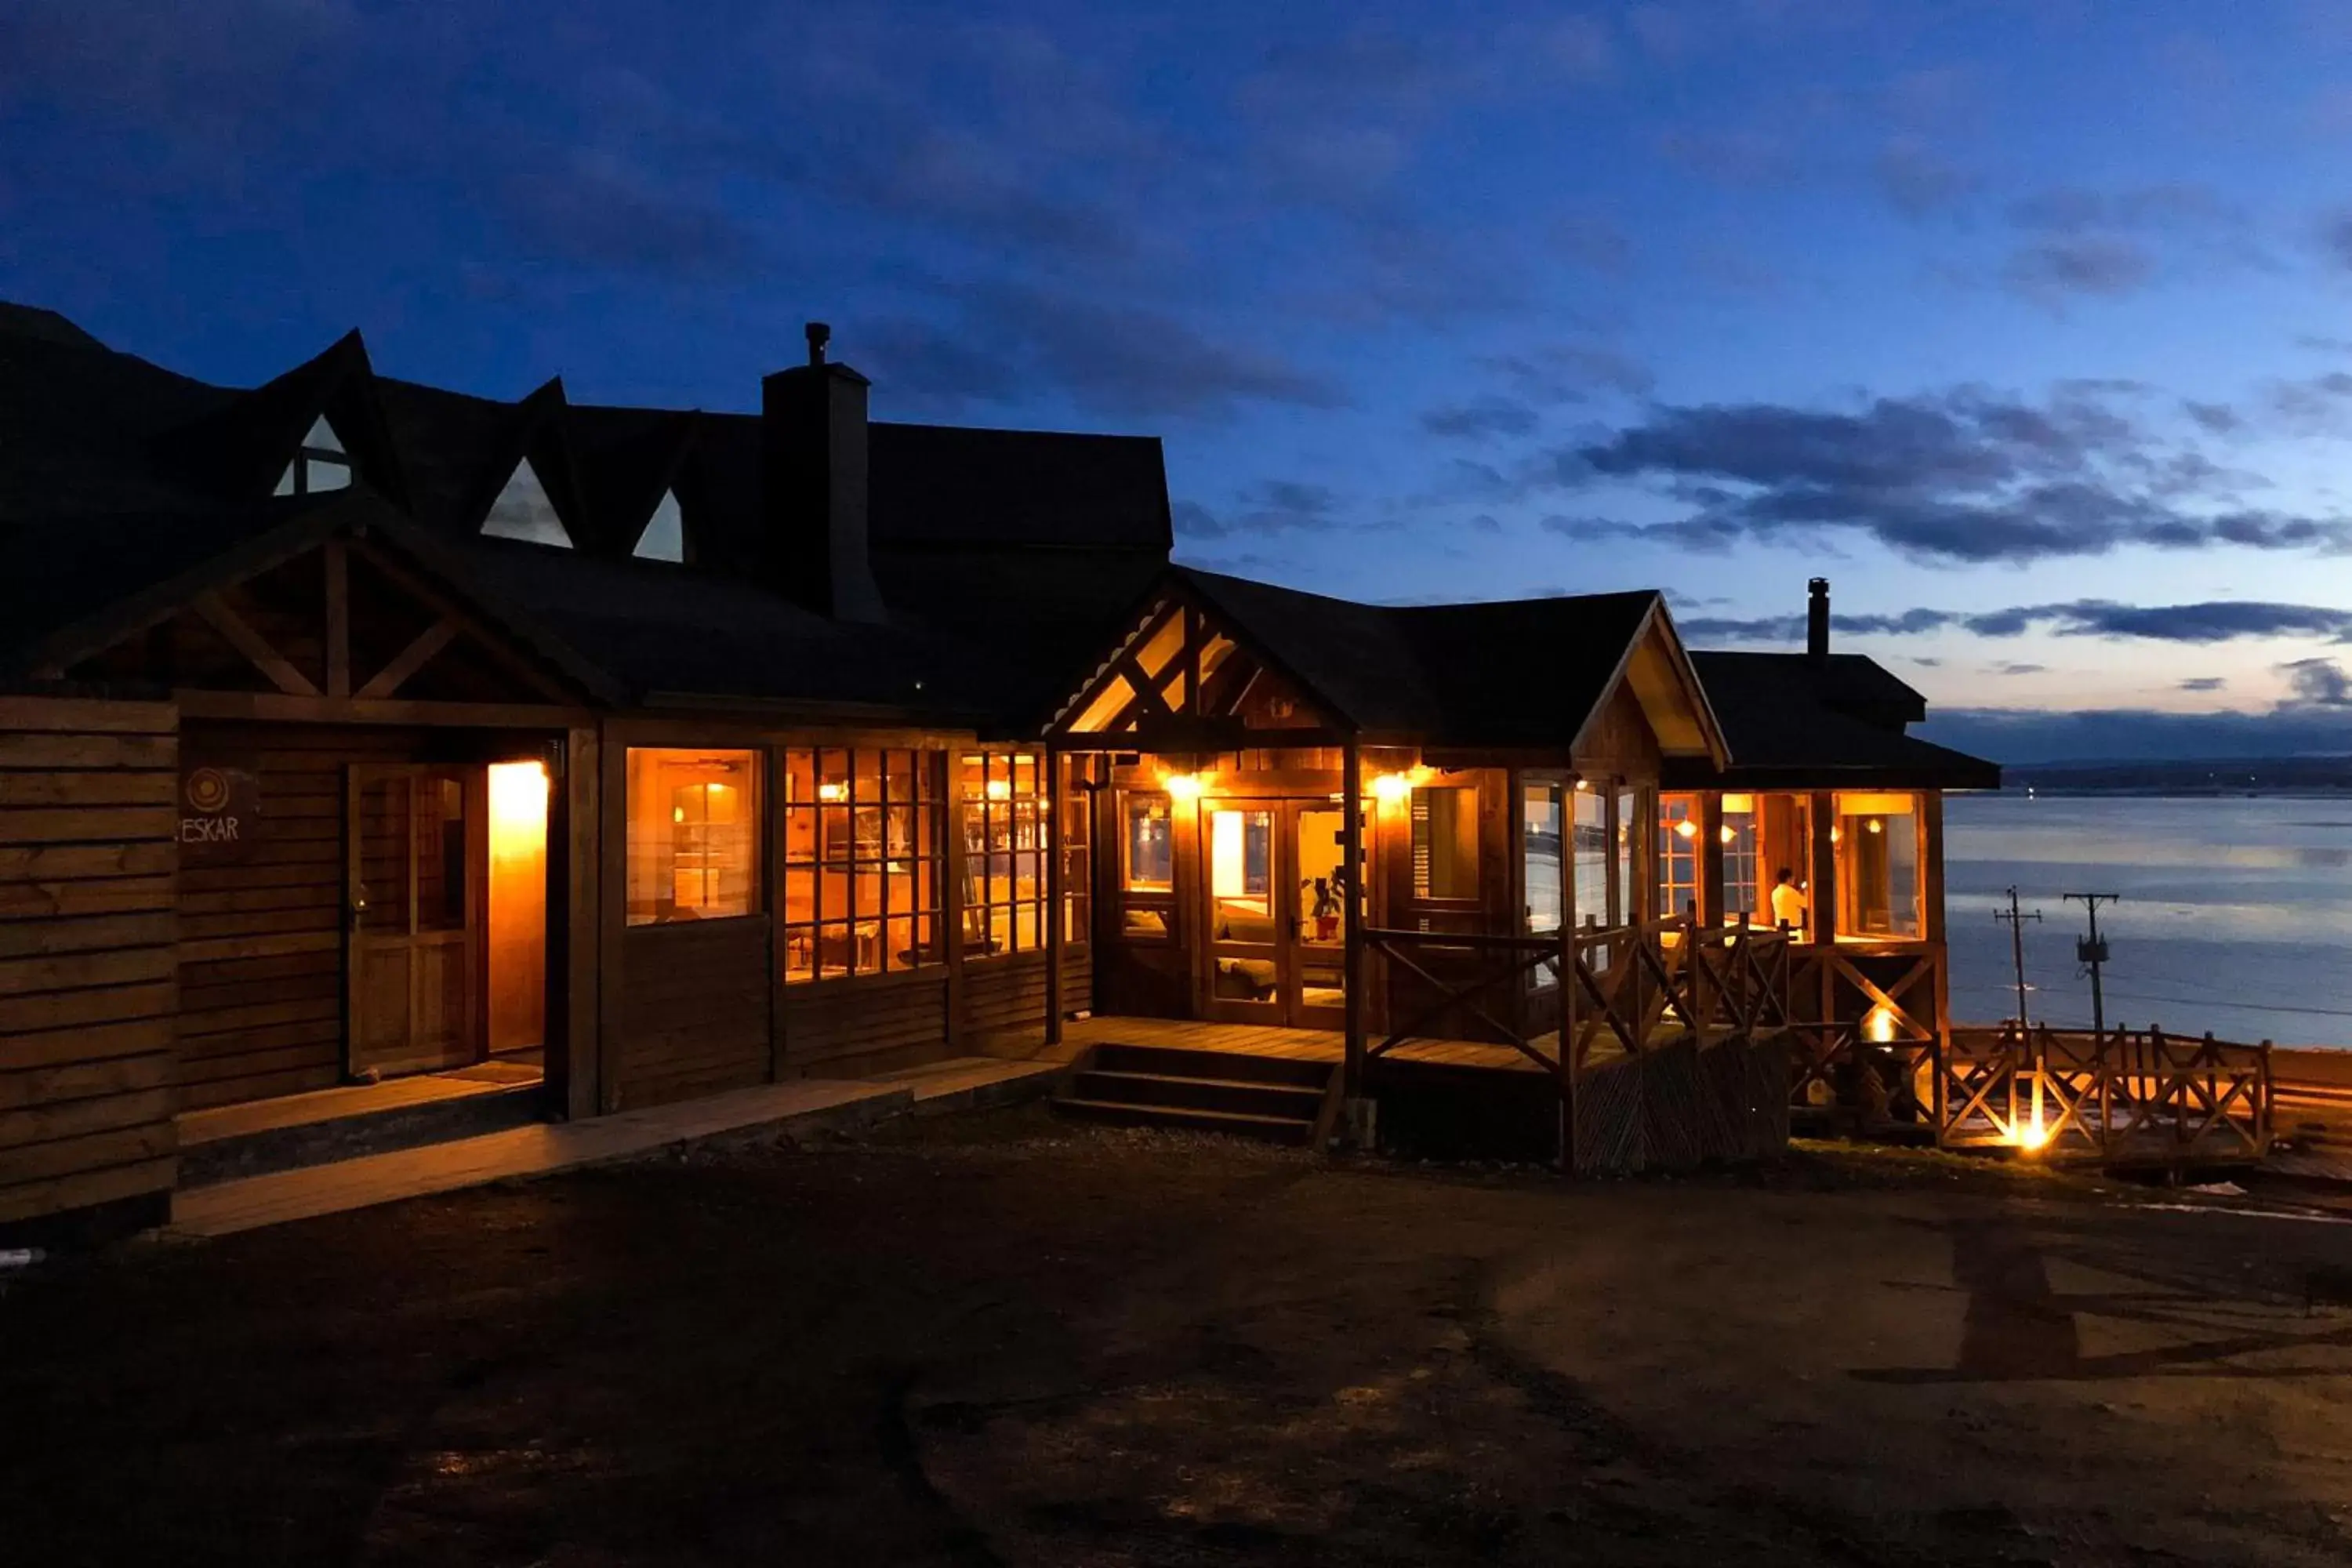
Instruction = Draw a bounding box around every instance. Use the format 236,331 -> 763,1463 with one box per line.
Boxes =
176,1059 -> 543,1150
979,1014 -> 1554,1075
166,1057 -> 1065,1240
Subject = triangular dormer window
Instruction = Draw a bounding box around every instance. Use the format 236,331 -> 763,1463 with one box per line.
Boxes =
481,458 -> 575,548
272,415 -> 352,496
633,489 -> 685,563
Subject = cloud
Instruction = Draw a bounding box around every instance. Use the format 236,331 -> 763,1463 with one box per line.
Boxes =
497,152 -> 767,277
1421,396 -> 1541,441
2183,399 -> 2242,434
2177,676 -> 2227,691
1678,597 -> 2352,646
2280,655 -> 2352,707
859,284 -> 1342,419
1546,383 -> 2352,564
1175,479 -> 1363,542
2004,237 -> 2154,299
1875,138 -> 1977,219
1993,662 -> 2047,676
1480,343 -> 1653,404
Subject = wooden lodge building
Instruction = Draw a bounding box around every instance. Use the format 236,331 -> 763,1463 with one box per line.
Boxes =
0,300 -> 1996,1238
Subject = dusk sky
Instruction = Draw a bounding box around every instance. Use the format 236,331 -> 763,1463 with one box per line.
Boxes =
10,2 -> 2352,760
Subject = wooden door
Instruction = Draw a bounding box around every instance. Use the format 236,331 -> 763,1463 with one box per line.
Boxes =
1200,800 -> 1282,1023
347,765 -> 487,1078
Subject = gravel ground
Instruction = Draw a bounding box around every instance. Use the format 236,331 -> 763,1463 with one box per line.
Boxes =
5,1105 -> 2351,1566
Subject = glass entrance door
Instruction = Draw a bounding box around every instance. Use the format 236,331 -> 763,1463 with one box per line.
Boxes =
1289,804 -> 1350,1028
347,765 -> 485,1078
1203,803 -> 1280,1021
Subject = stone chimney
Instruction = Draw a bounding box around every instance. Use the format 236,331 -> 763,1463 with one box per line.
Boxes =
1806,577 -> 1830,663
762,322 -> 885,622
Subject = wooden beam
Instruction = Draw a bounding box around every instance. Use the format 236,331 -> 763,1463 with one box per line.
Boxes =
355,618 -> 459,700
1341,739 -> 1364,1109
1045,744 -> 1065,1047
323,541 -> 350,698
192,590 -> 318,697
171,690 -> 590,728
348,539 -> 580,705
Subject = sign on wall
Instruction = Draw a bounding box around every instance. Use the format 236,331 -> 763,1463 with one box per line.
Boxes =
180,762 -> 260,863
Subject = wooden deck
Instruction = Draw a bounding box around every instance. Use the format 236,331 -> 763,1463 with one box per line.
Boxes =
981,1014 -> 1554,1075
175,1058 -> 543,1150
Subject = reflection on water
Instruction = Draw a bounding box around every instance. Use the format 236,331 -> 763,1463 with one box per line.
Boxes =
1945,794 -> 2352,1048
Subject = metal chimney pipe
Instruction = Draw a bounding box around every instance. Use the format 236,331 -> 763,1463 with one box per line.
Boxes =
1806,577 -> 1830,662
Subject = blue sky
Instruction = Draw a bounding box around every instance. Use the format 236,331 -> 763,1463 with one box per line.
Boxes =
9,1 -> 2352,761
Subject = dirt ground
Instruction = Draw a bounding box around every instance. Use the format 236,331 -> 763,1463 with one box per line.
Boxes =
7,1109 -> 2352,1566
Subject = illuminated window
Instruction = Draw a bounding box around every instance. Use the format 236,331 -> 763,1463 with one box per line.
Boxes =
1657,793 -> 1699,922
626,750 -> 760,924
1060,771 -> 1092,945
782,749 -> 942,982
960,753 -> 1046,956
1835,792 -> 1921,938
1523,782 -> 1563,990
1614,786 -> 1640,926
1121,790 -> 1174,938
1572,786 -> 1610,928
272,415 -> 352,496
1410,786 -> 1478,901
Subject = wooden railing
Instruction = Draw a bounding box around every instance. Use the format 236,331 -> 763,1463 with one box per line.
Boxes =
1359,919 -> 1795,1080
1779,938 -> 1944,1123
1940,1023 -> 2273,1168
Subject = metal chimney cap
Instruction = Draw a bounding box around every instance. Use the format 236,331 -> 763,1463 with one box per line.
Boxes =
805,321 -> 832,365
1808,576 -> 1829,594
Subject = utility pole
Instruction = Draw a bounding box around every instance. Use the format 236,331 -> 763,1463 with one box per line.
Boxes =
2063,892 -> 2118,1036
1994,886 -> 2042,1029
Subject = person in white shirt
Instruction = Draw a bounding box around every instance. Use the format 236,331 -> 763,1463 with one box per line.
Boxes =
1769,867 -> 1808,931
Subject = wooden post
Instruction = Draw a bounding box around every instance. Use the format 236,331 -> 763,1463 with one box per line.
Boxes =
767,744 -> 789,1081
1920,789 -> 1949,1126
1808,790 -> 1837,946
596,727 -> 627,1113
1045,743 -> 1065,1047
561,724 -> 600,1120
1559,766 -> 1581,1171
1697,792 -> 1725,928
1341,739 -> 1365,1103
942,750 -> 967,1052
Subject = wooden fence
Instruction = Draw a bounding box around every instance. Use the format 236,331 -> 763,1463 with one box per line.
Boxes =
1940,1022 -> 2272,1170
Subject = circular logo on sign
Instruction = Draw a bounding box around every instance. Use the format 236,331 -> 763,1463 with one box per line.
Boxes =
187,767 -> 231,814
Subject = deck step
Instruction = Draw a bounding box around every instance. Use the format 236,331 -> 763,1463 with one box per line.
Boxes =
1070,1069 -> 1325,1120
176,1075 -> 547,1189
1053,1041 -> 1334,1145
1053,1098 -> 1316,1145
1086,1041 -> 1333,1088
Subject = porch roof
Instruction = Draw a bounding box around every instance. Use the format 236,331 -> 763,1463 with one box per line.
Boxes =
1156,568 -> 1723,756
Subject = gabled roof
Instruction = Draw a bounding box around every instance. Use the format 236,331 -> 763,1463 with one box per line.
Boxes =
1668,652 -> 1998,790
1056,567 -> 1726,758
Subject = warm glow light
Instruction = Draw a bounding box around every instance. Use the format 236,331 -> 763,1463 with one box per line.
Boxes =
1864,1004 -> 1896,1044
1674,818 -> 1699,840
1719,825 -> 1737,844
1829,824 -> 1843,844
1161,771 -> 1203,801
1573,779 -> 1591,792
1371,771 -> 1413,804
2014,1116 -> 2049,1152
1866,817 -> 1883,835
490,760 -> 550,837
985,779 -> 1011,800
817,782 -> 845,802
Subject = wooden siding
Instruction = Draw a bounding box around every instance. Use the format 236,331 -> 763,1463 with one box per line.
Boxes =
964,947 -> 1093,1038
615,918 -> 773,1109
0,697 -> 180,1231
174,722 -> 436,1111
782,969 -> 950,1077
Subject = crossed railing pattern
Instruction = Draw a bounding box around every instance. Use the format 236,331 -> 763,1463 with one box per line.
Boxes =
1940,1022 -> 2273,1166
1359,919 -> 1796,1085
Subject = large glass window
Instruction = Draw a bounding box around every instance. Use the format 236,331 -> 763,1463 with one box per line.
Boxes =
1658,793 -> 1699,922
782,749 -> 942,981
1835,791 -> 1921,939
1613,787 -> 1640,926
626,749 -> 761,925
1120,790 -> 1174,938
1724,792 -> 1813,932
1410,786 -> 1478,901
1572,785 -> 1610,929
1523,783 -> 1563,935
1060,769 -> 1092,945
960,753 -> 1045,956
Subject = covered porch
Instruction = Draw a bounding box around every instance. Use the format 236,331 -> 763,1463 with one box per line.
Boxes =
1035,569 -> 1801,1169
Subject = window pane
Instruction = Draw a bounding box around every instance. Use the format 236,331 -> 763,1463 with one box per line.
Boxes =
1762,793 -> 1813,933
1836,793 -> 1920,938
1614,789 -> 1639,926
416,778 -> 466,931
1658,793 -> 1699,923
817,921 -> 852,978
1720,793 -> 1759,924
307,454 -> 352,493
1125,793 -> 1172,890
1410,786 -> 1477,901
1572,788 -> 1609,930
785,927 -> 814,982
625,749 -> 762,925
1523,784 -> 1562,935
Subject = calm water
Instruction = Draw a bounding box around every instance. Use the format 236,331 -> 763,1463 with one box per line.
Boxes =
1944,793 -> 2352,1047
